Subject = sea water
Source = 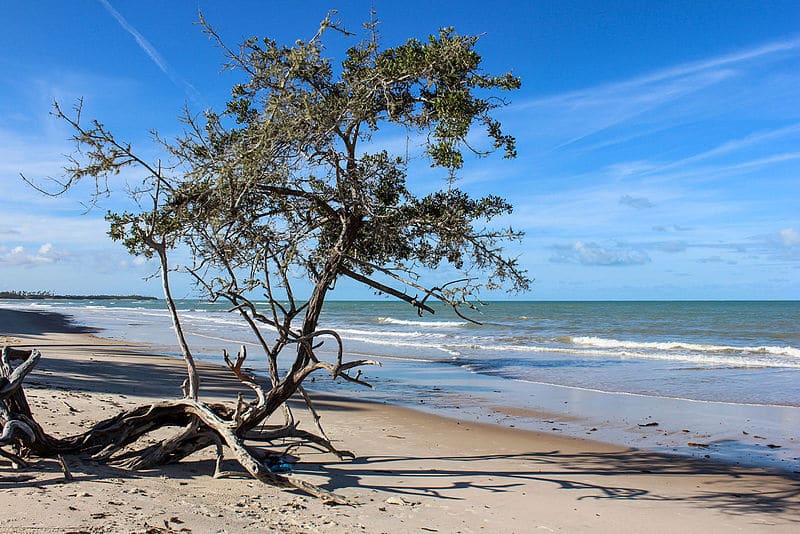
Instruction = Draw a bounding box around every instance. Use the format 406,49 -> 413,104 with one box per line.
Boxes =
3,299 -> 799,470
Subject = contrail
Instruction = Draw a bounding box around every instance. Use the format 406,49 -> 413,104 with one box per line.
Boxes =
97,0 -> 202,105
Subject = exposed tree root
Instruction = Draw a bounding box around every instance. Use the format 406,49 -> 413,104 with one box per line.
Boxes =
0,347 -> 353,504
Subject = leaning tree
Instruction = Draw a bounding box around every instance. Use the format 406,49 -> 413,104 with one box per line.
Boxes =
3,13 -> 529,502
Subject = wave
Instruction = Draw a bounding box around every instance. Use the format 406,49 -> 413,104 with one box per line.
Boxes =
377,317 -> 469,327
570,336 -> 800,359
180,313 -> 244,327
329,325 -> 800,367
189,332 -> 260,347
339,335 -> 462,356
337,334 -> 800,368
337,327 -> 450,339
465,342 -> 800,367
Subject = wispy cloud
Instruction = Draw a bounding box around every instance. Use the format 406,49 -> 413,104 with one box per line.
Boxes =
653,225 -> 693,232
0,211 -> 110,246
513,36 -> 800,152
549,241 -> 651,266
632,123 -> 800,178
666,152 -> 800,181
698,255 -> 737,265
619,194 -> 654,209
97,0 -> 202,104
543,230 -> 799,270
649,241 -> 688,253
501,35 -> 799,290
591,37 -> 800,93
533,36 -> 800,105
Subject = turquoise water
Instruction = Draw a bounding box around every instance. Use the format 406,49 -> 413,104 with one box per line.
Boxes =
7,299 -> 797,405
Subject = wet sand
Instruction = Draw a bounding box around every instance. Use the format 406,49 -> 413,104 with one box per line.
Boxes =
1,308 -> 799,533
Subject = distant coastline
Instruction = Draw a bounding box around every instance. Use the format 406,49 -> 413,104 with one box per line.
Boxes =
0,291 -> 157,301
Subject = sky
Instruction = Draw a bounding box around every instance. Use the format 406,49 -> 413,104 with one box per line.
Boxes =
1,0 -> 798,300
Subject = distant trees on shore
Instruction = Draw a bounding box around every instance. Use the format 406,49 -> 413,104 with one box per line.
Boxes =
0,291 -> 156,300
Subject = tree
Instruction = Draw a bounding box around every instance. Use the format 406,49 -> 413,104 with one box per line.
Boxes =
4,12 -> 529,502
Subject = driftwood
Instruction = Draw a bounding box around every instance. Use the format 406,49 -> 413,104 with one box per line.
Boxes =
0,345 -> 376,504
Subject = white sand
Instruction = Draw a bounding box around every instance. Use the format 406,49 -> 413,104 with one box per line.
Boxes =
1,308 -> 799,533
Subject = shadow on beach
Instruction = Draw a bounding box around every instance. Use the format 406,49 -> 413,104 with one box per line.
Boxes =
0,308 -> 99,335
25,350 -> 247,400
5,441 -> 799,521
299,448 -> 800,519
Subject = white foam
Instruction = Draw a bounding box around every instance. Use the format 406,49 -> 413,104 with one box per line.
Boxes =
338,327 -> 449,339
571,336 -> 800,359
341,335 -> 462,356
179,313 -> 244,325
453,340 -> 800,368
377,317 -> 469,328
189,332 -> 260,347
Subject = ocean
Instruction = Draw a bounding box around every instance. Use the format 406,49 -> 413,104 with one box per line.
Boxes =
3,299 -> 799,470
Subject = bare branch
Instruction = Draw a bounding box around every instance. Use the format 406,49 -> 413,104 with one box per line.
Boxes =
339,266 -> 435,315
223,346 -> 267,408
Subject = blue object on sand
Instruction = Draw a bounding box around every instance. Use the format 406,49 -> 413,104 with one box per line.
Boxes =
268,461 -> 293,473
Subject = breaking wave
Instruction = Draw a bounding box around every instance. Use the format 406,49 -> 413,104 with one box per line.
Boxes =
570,336 -> 800,359
376,317 -> 469,328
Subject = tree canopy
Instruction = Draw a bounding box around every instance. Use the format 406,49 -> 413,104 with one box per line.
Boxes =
72,12 -> 528,310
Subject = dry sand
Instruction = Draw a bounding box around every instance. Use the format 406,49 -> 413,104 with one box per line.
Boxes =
1,308 -> 799,533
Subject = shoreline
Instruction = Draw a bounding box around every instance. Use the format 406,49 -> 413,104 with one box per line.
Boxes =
301,351 -> 800,473
2,307 -> 800,532
4,303 -> 800,472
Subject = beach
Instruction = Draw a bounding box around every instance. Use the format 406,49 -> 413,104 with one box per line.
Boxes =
4,299 -> 799,471
1,307 -> 799,533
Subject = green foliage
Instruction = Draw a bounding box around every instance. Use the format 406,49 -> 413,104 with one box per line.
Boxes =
55,12 -> 530,318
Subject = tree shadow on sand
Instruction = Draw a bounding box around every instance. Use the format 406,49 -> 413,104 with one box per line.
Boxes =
23,349 -> 249,400
297,449 -> 800,519
0,309 -> 99,335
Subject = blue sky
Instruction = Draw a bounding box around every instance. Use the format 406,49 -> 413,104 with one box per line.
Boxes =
1,0 -> 798,300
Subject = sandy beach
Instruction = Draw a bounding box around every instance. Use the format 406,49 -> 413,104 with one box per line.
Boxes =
1,308 -> 799,533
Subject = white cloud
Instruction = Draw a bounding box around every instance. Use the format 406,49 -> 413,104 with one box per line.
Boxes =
780,228 -> 800,247
97,0 -> 170,76
0,242 -> 66,266
550,241 -> 651,266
